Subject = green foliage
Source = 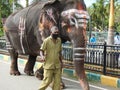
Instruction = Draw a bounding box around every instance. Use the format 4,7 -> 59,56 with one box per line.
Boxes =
114,2 -> 120,32
0,0 -> 23,31
87,0 -> 120,31
1,3 -> 12,18
116,24 -> 120,32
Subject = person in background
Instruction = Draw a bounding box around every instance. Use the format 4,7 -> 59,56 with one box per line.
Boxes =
90,34 -> 96,43
38,26 -> 63,90
114,32 -> 120,45
89,34 -> 96,58
114,32 -> 120,66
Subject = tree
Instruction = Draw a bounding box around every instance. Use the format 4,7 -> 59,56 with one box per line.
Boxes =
0,0 -> 23,35
88,0 -> 110,31
26,0 -> 29,7
87,0 -> 120,32
114,2 -> 120,32
107,0 -> 114,45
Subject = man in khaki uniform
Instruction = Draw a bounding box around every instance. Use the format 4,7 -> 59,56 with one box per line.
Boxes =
38,26 -> 63,90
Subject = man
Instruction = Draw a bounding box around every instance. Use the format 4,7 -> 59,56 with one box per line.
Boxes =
89,34 -> 96,57
114,32 -> 120,45
39,26 -> 63,90
114,32 -> 120,66
90,34 -> 96,43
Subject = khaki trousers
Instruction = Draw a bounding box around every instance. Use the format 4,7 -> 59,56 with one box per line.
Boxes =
38,68 -> 61,90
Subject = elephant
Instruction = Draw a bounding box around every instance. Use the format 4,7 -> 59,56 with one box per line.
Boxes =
4,0 -> 61,76
4,0 -> 90,90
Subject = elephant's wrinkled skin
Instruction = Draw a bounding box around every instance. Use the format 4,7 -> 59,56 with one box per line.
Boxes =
4,0 -> 89,90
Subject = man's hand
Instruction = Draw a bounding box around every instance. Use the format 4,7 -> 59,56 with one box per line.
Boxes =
40,50 -> 45,62
40,56 -> 45,62
61,62 -> 63,68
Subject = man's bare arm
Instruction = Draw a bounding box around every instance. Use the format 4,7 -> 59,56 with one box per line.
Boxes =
40,50 -> 45,62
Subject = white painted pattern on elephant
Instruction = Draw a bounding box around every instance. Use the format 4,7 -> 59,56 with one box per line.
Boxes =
61,9 -> 90,28
74,53 -> 86,56
46,8 -> 57,24
73,47 -> 86,61
73,47 -> 86,50
6,41 -> 13,50
18,17 -> 26,54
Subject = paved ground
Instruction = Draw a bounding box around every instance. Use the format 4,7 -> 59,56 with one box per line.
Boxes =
0,60 -> 119,90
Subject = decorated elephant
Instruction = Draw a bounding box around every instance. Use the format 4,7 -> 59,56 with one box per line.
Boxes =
60,0 -> 90,90
4,0 -> 89,90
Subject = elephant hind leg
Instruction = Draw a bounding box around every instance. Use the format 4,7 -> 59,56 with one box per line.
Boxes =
9,49 -> 20,75
24,55 -> 37,76
5,31 -> 20,75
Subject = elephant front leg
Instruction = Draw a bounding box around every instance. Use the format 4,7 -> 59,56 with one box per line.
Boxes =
73,46 -> 89,90
74,60 -> 89,90
10,51 -> 20,75
24,55 -> 37,76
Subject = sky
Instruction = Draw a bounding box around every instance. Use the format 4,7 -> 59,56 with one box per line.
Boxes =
84,0 -> 96,7
19,0 -> 96,7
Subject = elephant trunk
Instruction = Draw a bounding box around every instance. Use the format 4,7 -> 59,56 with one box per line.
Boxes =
73,46 -> 89,90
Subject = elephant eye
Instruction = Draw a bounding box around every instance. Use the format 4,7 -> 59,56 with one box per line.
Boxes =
71,18 -> 75,23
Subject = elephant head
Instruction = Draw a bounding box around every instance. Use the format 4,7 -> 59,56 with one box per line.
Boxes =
38,1 -> 61,40
60,0 -> 90,90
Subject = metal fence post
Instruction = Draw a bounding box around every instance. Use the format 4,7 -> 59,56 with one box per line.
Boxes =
103,41 -> 107,75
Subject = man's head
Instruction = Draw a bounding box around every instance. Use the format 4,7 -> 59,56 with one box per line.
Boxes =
92,34 -> 95,37
51,26 -> 59,39
116,32 -> 119,35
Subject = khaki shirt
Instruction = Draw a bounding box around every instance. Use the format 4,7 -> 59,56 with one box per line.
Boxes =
41,36 -> 62,69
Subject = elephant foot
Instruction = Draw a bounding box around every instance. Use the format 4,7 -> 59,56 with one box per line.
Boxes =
10,69 -> 21,76
35,69 -> 44,80
60,81 -> 66,89
79,78 -> 90,90
49,81 -> 66,89
24,70 -> 34,76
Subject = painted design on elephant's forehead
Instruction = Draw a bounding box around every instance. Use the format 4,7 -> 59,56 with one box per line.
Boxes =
46,9 -> 57,24
61,9 -> 89,18
62,9 -> 89,32
39,23 -> 44,30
